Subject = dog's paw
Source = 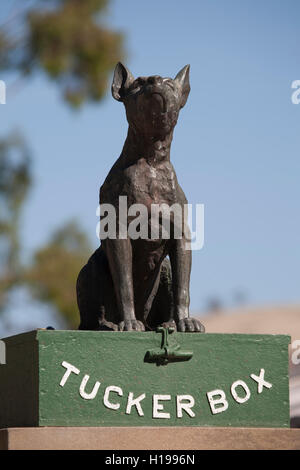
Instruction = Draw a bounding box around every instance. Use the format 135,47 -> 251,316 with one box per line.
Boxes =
160,320 -> 177,331
118,319 -> 145,332
177,317 -> 205,333
97,320 -> 118,331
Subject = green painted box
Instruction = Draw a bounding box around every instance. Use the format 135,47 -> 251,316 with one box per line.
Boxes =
0,330 -> 290,428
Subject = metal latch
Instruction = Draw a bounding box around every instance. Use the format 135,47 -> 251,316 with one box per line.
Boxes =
144,327 -> 193,365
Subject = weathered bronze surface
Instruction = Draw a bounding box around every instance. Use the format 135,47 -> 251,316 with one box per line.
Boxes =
77,63 -> 205,332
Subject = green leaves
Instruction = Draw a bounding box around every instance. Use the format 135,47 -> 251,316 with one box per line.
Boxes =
0,132 -> 31,275
0,0 -> 124,107
0,133 -> 91,327
0,132 -> 32,311
26,221 -> 92,328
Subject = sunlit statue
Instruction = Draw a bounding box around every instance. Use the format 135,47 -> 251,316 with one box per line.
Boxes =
77,63 -> 205,333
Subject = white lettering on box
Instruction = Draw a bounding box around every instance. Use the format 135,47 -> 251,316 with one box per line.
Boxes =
60,361 -> 80,387
176,395 -> 195,418
126,392 -> 146,416
231,380 -> 251,404
250,368 -> 272,393
207,389 -> 228,415
153,394 -> 171,419
103,385 -> 123,410
79,374 -> 101,399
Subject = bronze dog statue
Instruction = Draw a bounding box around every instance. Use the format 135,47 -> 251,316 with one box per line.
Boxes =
77,63 -> 205,333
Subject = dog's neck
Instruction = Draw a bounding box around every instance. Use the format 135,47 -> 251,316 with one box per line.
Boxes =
122,126 -> 174,165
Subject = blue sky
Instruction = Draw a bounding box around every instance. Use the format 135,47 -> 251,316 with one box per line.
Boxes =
0,0 -> 300,331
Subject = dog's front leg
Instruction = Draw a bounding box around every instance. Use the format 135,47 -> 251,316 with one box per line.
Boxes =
103,238 -> 145,331
170,238 -> 205,332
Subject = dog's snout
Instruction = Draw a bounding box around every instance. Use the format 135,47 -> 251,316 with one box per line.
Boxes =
147,75 -> 162,85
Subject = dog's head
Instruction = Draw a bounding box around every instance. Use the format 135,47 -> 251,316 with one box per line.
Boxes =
112,63 -> 190,139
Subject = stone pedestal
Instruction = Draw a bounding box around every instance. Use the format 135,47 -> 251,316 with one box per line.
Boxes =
1,426 -> 299,450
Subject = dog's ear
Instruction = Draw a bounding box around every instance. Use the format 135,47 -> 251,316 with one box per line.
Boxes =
112,62 -> 135,101
174,65 -> 190,108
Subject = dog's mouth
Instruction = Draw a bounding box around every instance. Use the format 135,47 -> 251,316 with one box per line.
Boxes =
150,92 -> 167,114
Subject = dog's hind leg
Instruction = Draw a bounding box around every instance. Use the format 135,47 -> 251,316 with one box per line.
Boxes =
76,247 -> 119,331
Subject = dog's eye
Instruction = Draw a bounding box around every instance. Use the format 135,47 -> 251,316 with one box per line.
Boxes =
131,86 -> 140,94
128,79 -> 146,96
163,79 -> 175,91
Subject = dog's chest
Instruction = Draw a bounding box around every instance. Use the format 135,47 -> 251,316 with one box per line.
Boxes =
124,159 -> 179,208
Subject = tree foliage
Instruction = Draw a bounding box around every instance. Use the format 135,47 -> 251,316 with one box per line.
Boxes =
25,221 -> 91,328
0,131 -> 92,326
0,132 -> 31,310
0,0 -> 124,107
